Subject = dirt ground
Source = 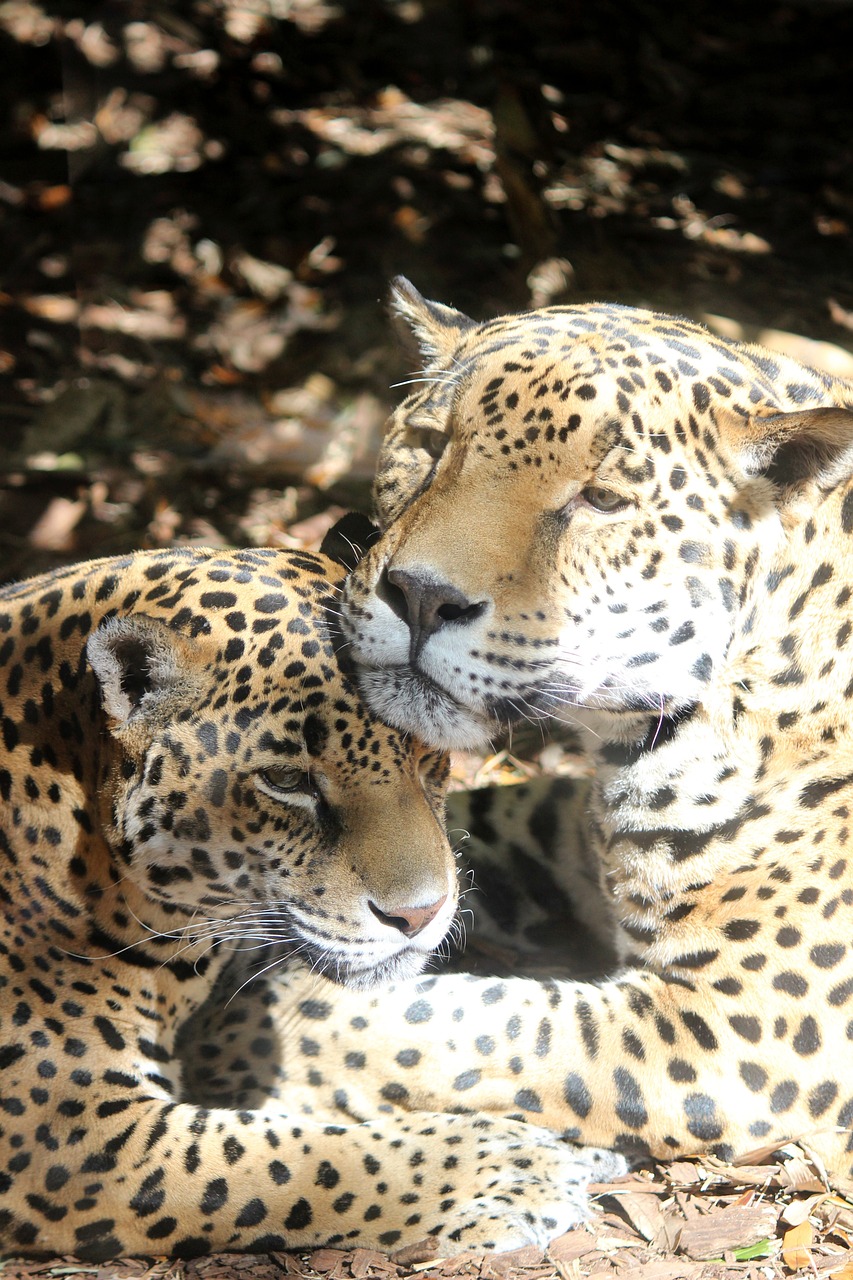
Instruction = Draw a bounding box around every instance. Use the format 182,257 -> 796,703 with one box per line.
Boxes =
3,2 -> 853,1277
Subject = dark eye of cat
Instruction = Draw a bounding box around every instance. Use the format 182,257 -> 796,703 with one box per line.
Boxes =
581,485 -> 630,513
256,766 -> 318,803
405,424 -> 449,459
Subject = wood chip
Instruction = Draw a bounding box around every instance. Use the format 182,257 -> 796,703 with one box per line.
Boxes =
306,1251 -> 350,1274
547,1229 -> 596,1262
616,1263 -> 697,1280
675,1201 -> 777,1259
662,1162 -> 703,1187
349,1249 -> 389,1278
388,1240 -> 440,1269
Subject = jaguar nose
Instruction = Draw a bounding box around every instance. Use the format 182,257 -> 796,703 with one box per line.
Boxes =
378,565 -> 486,652
369,893 -> 448,938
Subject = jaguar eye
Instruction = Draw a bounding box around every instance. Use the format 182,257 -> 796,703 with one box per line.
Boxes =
581,484 -> 629,513
412,427 -> 449,460
256,766 -> 318,804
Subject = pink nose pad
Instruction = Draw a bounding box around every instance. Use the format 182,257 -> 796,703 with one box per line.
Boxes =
369,894 -> 448,937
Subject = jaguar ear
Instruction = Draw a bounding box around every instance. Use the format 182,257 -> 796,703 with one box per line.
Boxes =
87,615 -> 203,731
388,276 -> 476,367
319,511 -> 381,571
723,405 -> 853,490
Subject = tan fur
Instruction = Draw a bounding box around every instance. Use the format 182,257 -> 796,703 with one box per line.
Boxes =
301,283 -> 853,1178
0,546 -> 618,1260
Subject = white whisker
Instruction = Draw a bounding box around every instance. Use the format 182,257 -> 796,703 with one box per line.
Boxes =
390,375 -> 460,389
225,943 -> 311,1006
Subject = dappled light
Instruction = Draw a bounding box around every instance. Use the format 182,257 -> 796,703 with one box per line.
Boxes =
3,2 -> 853,1277
3,0 -> 853,586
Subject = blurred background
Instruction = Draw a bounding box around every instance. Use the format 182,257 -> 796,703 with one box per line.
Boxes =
1,0 -> 852,587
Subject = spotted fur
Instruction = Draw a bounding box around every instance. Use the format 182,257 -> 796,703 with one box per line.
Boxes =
0,545 -> 618,1261
309,280 -> 853,1177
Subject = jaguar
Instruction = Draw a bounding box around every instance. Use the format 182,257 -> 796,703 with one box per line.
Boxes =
276,279 -> 853,1182
0,540 -> 617,1261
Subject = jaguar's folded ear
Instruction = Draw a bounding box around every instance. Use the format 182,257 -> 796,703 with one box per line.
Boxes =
87,615 -> 204,733
320,511 -> 381,572
722,405 -> 853,491
388,276 -> 476,367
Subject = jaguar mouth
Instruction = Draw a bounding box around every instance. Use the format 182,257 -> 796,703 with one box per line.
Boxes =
332,947 -> 436,990
298,940 -> 436,990
355,663 -> 498,750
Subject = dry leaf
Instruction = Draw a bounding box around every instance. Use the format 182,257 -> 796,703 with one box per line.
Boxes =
731,1138 -> 789,1165
613,1190 -> 670,1242
782,1192 -> 829,1226
28,497 -> 86,551
22,293 -> 79,322
700,1156 -> 780,1186
799,1139 -> 833,1186
35,183 -> 73,209
828,1261 -> 853,1280
782,1220 -> 814,1269
778,1150 -> 829,1194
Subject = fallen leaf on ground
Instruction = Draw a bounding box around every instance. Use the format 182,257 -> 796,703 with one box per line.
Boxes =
782,1220 -> 814,1269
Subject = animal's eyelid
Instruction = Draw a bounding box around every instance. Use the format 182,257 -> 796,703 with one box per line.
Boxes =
257,765 -> 317,798
549,483 -> 630,521
406,416 -> 448,436
582,484 -> 630,512
262,764 -> 301,784
405,423 -> 450,459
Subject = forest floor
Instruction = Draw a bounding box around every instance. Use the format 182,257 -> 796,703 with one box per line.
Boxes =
3,1 -> 853,1277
